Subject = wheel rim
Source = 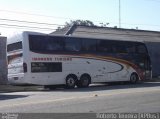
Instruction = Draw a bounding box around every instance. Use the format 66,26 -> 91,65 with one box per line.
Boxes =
130,74 -> 137,83
82,77 -> 89,86
67,77 -> 75,87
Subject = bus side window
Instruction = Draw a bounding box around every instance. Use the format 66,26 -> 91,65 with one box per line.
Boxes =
29,35 -> 46,52
46,36 -> 64,52
82,39 -> 97,52
64,38 -> 81,52
136,45 -> 147,54
126,43 -> 136,53
114,41 -> 127,53
46,41 -> 63,51
97,40 -> 112,53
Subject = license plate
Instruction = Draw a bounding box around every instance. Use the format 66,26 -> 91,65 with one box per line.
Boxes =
14,77 -> 18,80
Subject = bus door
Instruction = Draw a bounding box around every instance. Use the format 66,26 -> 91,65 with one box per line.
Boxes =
144,56 -> 152,80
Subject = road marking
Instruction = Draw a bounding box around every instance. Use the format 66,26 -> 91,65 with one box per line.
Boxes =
0,88 -> 160,109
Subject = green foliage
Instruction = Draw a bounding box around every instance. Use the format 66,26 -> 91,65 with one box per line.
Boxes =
65,20 -> 95,27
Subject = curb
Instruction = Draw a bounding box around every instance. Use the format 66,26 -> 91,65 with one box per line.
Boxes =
0,85 -> 44,93
144,78 -> 160,82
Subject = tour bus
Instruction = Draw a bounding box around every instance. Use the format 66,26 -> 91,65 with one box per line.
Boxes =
7,31 -> 152,89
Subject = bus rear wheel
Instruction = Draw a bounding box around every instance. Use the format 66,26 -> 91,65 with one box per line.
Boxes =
66,75 -> 77,89
77,75 -> 90,88
130,73 -> 139,84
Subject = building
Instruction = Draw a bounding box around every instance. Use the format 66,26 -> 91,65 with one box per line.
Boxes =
0,36 -> 7,84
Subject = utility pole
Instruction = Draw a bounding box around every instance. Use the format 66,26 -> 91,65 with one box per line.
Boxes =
119,0 -> 121,28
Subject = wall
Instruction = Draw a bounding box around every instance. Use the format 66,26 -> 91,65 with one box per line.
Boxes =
0,37 -> 7,84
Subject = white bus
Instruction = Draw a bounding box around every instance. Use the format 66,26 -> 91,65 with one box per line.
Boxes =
7,31 -> 152,89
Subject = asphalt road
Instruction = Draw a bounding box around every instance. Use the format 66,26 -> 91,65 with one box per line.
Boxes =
0,82 -> 160,118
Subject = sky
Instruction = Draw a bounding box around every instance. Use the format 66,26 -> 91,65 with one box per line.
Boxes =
0,0 -> 160,37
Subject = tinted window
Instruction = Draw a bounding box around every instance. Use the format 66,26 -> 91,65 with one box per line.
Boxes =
113,42 -> 146,54
119,42 -> 128,53
137,44 -> 147,54
31,62 -> 62,73
111,41 -> 136,54
125,42 -> 136,53
111,41 -> 127,53
46,36 -> 64,51
29,35 -> 46,52
82,39 -> 97,52
97,40 -> 112,53
29,35 -> 64,53
64,38 -> 81,52
7,42 -> 22,52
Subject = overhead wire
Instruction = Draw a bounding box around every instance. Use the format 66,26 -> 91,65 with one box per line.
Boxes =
0,17 -> 160,30
0,9 -> 73,20
0,18 -> 65,27
0,9 -> 66,31
0,23 -> 56,31
1,9 -> 160,27
0,2 -> 160,32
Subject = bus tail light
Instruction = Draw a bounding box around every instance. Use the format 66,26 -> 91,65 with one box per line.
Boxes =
23,62 -> 27,73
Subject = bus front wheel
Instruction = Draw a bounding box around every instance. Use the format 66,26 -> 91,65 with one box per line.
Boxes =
66,75 -> 77,89
130,73 -> 139,84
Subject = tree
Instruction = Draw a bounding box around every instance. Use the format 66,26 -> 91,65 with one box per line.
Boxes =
99,22 -> 109,27
65,20 -> 95,27
56,20 -> 96,31
56,19 -> 110,32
